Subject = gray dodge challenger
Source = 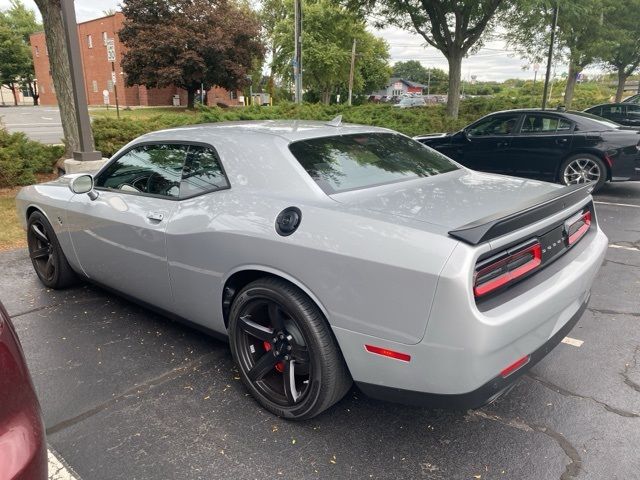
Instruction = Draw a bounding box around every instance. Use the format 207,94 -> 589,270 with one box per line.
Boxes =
16,119 -> 608,419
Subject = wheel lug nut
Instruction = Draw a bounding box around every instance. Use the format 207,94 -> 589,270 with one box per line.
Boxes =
287,345 -> 292,351
284,355 -> 290,361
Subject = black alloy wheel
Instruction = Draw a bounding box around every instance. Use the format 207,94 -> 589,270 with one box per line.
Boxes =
27,211 -> 77,289
229,278 -> 351,419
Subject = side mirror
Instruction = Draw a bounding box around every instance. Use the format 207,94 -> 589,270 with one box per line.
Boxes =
69,174 -> 99,200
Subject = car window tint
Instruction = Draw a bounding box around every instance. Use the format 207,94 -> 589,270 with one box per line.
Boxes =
603,105 -> 623,115
467,115 -> 520,136
521,115 -> 572,134
96,144 -> 186,198
289,133 -> 459,194
180,145 -> 229,197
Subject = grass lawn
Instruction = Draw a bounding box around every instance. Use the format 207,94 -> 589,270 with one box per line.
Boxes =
0,188 -> 24,251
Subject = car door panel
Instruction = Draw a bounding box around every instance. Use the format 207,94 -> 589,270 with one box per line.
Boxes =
67,192 -> 177,311
66,143 -> 187,311
462,114 -> 522,173
508,114 -> 573,181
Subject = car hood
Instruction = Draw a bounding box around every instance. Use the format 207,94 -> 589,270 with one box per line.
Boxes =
330,169 -> 562,230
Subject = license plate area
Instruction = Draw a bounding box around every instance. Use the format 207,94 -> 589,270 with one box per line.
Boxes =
540,225 -> 566,263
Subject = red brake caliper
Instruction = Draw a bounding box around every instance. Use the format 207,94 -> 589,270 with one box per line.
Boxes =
263,341 -> 285,373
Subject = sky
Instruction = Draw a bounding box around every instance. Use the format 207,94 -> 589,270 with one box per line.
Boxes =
2,0 -> 601,82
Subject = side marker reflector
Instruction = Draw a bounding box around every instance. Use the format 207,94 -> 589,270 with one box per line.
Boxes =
365,344 -> 411,362
500,355 -> 530,378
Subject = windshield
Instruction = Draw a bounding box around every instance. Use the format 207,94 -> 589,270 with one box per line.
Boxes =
288,133 -> 459,194
398,98 -> 413,105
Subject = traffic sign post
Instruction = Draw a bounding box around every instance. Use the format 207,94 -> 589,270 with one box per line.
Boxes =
106,39 -> 120,118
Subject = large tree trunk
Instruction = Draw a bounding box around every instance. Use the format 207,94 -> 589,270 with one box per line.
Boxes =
187,88 -> 196,109
322,90 -> 331,104
446,53 -> 462,118
31,82 -> 39,106
34,0 -> 90,157
615,69 -> 627,103
563,62 -> 580,109
10,84 -> 19,105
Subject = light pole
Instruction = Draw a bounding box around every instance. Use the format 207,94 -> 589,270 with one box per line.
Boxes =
61,0 -> 101,160
294,0 -> 302,103
542,0 -> 559,110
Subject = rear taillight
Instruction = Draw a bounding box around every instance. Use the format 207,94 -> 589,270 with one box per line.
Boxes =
474,240 -> 542,298
565,210 -> 591,246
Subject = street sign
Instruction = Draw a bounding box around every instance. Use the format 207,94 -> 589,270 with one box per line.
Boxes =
533,63 -> 540,72
111,71 -> 117,84
102,90 -> 109,105
106,39 -> 116,62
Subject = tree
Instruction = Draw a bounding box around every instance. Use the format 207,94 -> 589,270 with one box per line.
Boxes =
272,0 -> 390,104
34,0 -> 88,156
119,0 -> 265,109
505,0 -> 609,108
392,61 -> 448,93
599,0 -> 640,102
0,1 -> 41,105
260,0 -> 288,98
352,0 -> 506,117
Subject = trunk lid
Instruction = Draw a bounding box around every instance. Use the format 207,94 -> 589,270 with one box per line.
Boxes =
331,169 -> 564,232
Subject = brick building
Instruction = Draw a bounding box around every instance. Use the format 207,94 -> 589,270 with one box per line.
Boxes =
30,12 -> 242,107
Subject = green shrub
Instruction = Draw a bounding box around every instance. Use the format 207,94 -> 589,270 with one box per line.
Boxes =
91,83 -> 617,157
0,129 -> 64,188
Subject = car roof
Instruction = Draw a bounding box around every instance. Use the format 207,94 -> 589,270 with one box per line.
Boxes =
585,103 -> 630,108
136,120 -> 394,144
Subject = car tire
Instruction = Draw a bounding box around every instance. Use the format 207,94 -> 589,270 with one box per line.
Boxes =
559,154 -> 607,192
229,277 -> 352,420
27,211 -> 77,289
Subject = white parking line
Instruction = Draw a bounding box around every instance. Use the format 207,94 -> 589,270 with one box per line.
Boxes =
609,244 -> 640,252
561,337 -> 584,347
595,201 -> 640,209
48,449 -> 80,480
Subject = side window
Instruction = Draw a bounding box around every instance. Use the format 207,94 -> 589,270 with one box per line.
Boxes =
180,145 -> 229,198
467,115 -> 520,136
521,115 -> 572,134
95,144 -> 187,198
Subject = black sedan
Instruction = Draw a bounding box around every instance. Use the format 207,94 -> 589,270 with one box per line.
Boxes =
584,103 -> 640,127
623,94 -> 640,104
415,109 -> 640,191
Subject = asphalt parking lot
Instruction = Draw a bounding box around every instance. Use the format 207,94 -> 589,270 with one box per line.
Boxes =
1,182 -> 639,480
0,106 -> 64,144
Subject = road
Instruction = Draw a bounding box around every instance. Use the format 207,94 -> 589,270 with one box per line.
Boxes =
0,105 -> 64,144
1,182 -> 639,480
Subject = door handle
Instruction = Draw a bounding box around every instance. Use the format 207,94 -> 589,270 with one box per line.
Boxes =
556,138 -> 569,144
496,141 -> 510,148
147,212 -> 164,222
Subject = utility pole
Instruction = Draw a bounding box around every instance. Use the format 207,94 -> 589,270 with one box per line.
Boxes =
61,0 -> 101,160
347,38 -> 356,106
542,0 -> 559,110
427,69 -> 431,96
293,0 -> 302,104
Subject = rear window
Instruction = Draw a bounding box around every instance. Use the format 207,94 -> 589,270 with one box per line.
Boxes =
288,133 -> 459,194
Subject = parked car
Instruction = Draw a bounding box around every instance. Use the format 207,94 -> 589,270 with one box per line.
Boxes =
584,103 -> 640,127
0,301 -> 47,479
17,120 -> 607,419
394,96 -> 427,108
415,108 -> 640,191
623,93 -> 640,104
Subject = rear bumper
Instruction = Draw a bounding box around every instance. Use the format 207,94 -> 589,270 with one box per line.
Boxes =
356,295 -> 587,409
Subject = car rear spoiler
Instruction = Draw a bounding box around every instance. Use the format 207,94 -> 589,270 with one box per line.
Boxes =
448,183 -> 593,245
